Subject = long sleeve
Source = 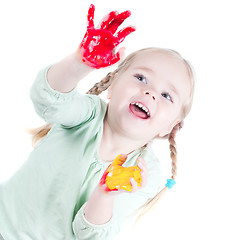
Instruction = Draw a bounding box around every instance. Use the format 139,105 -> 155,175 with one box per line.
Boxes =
72,203 -> 120,240
72,146 -> 163,240
72,190 -> 158,240
30,65 -> 98,128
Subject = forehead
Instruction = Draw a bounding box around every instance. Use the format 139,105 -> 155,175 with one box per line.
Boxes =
129,51 -> 191,98
129,51 -> 186,75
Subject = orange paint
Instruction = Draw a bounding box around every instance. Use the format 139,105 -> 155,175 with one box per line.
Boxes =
101,154 -> 142,192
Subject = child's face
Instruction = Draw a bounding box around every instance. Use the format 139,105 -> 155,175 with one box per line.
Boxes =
106,51 -> 191,142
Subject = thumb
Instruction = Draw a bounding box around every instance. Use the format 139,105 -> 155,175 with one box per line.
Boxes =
114,154 -> 127,166
118,47 -> 126,60
110,47 -> 126,66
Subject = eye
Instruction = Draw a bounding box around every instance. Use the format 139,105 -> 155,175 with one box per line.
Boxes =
134,74 -> 147,83
161,92 -> 173,103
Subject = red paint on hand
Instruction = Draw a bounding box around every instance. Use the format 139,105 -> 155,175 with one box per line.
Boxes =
100,164 -> 111,185
78,4 -> 136,69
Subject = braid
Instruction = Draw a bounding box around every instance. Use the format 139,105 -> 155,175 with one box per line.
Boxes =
168,123 -> 180,180
134,122 -> 182,225
86,71 -> 115,95
27,123 -> 52,147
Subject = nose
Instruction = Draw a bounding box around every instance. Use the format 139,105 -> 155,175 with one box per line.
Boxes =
144,91 -> 156,101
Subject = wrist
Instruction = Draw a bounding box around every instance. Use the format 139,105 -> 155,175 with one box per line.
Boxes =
84,185 -> 115,225
94,184 -> 116,201
73,51 -> 95,72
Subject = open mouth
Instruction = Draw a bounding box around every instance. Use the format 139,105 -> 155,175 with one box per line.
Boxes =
129,102 -> 150,119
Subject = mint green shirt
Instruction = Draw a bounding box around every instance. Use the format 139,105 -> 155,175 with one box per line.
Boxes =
0,65 -> 163,240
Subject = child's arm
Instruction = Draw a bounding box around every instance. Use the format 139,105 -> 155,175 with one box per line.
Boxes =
47,52 -> 94,93
73,156 -> 152,240
47,4 -> 135,94
30,4 -> 135,128
84,156 -> 147,224
84,185 -> 115,225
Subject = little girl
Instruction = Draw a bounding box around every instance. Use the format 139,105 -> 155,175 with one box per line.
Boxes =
0,4 -> 195,240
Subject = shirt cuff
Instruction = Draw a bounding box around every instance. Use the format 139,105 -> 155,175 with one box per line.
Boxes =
73,202 -> 115,230
43,65 -> 78,100
72,202 -> 120,240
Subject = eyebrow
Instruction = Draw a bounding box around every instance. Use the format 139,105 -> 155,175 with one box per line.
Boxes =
133,66 -> 154,74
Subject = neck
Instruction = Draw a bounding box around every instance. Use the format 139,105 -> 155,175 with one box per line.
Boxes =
99,116 -> 147,162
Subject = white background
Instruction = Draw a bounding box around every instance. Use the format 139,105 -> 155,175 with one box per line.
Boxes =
0,0 -> 245,239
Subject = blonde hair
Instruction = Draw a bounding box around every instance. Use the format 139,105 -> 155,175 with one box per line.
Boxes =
29,47 -> 195,220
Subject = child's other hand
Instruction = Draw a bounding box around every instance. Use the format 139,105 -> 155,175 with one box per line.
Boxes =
99,156 -> 148,195
78,4 -> 136,69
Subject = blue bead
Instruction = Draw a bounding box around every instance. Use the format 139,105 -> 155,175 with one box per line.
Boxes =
165,179 -> 176,189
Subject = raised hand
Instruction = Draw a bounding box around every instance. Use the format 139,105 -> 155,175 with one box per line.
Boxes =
78,4 -> 136,69
100,154 -> 147,192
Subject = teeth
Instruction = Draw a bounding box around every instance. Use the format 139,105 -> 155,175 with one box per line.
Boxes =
132,102 -> 150,116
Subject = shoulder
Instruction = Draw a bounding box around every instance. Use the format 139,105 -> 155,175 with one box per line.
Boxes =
63,94 -> 107,128
83,94 -> 107,119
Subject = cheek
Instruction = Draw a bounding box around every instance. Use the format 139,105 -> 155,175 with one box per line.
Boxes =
157,104 -> 179,124
111,81 -> 137,101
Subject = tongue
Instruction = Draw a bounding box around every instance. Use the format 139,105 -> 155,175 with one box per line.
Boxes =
130,104 -> 148,119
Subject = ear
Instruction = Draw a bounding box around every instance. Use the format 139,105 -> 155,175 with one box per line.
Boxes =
107,85 -> 113,99
158,119 -> 181,138
107,78 -> 117,99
